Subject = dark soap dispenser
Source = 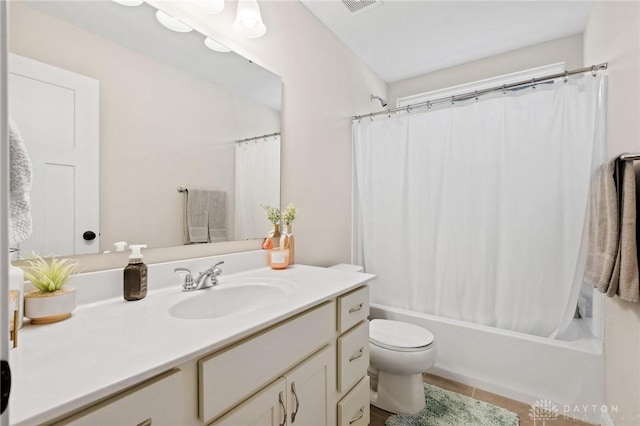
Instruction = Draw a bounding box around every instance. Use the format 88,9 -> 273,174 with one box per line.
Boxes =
124,244 -> 148,301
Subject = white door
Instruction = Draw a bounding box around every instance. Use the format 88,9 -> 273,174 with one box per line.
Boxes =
8,53 -> 99,256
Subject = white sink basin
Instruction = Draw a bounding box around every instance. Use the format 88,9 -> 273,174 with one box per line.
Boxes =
169,278 -> 293,319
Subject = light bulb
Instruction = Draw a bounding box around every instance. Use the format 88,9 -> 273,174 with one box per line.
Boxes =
243,19 -> 257,29
233,0 -> 266,38
200,0 -> 225,14
204,37 -> 231,53
155,10 -> 193,33
113,0 -> 144,6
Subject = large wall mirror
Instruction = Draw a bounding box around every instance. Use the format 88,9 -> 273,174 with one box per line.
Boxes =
8,0 -> 281,257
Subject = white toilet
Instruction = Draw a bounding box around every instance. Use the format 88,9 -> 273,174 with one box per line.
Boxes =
369,319 -> 435,414
328,264 -> 437,415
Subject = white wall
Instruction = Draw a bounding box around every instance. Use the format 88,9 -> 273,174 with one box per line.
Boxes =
583,2 -> 640,425
9,3 -> 280,251
144,0 -> 387,267
388,34 -> 583,107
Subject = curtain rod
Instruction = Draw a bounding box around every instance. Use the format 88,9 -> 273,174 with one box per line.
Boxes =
353,62 -> 608,121
235,132 -> 280,144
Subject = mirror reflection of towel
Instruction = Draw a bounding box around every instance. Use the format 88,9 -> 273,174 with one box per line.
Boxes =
184,189 -> 227,244
208,191 -> 227,243
9,118 -> 33,247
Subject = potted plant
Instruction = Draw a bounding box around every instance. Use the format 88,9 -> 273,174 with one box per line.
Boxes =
21,254 -> 81,324
261,204 -> 282,248
280,204 -> 298,264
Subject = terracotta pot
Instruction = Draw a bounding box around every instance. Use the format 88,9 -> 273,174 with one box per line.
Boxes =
24,288 -> 76,325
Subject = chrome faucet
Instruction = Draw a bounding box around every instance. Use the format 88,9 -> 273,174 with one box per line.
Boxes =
174,261 -> 224,292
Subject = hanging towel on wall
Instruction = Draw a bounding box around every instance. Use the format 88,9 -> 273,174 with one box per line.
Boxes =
586,157 -> 640,302
208,191 -> 227,243
184,189 -> 210,244
183,189 -> 227,244
8,118 -> 33,247
609,160 -> 639,302
585,159 -> 618,292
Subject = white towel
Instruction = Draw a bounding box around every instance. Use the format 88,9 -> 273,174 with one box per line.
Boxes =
8,119 -> 33,247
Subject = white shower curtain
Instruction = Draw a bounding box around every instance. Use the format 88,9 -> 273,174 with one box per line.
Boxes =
235,135 -> 281,240
353,74 -> 605,337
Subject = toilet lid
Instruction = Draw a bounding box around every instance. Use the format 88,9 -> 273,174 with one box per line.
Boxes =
370,319 -> 434,351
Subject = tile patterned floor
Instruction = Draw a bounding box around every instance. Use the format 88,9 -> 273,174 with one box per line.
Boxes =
369,373 -> 596,426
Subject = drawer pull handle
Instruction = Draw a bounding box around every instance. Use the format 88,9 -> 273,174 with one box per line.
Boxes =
137,418 -> 152,426
349,406 -> 365,424
349,347 -> 364,362
279,391 -> 287,426
349,303 -> 364,314
291,381 -> 300,423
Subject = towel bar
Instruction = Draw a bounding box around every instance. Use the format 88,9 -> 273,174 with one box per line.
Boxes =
619,153 -> 640,161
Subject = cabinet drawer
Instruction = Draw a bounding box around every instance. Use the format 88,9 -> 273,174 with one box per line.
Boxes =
337,286 -> 369,334
337,321 -> 369,393
55,369 -> 183,426
199,301 -> 336,424
337,376 -> 370,426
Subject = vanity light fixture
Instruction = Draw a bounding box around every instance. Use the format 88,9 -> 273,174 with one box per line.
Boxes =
199,0 -> 225,14
155,10 -> 194,33
112,0 -> 145,6
204,37 -> 232,53
233,0 -> 267,39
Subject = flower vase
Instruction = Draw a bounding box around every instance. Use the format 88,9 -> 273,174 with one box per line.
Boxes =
268,224 -> 281,248
280,224 -> 295,264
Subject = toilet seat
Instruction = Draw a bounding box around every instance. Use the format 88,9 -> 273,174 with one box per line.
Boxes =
370,319 -> 434,352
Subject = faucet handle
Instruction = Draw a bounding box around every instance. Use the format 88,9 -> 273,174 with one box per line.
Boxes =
174,267 -> 192,275
211,261 -> 224,276
174,267 -> 193,283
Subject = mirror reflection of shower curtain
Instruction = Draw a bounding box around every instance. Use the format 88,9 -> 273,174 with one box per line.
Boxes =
353,74 -> 605,338
235,135 -> 281,240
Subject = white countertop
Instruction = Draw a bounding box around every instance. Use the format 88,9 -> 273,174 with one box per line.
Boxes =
9,264 -> 374,426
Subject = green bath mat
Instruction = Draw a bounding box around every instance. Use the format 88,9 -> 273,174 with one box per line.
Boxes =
385,383 -> 519,426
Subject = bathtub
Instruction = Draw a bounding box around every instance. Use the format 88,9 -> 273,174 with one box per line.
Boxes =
370,303 -> 606,424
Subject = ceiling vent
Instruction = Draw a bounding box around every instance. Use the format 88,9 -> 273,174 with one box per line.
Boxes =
341,0 -> 383,16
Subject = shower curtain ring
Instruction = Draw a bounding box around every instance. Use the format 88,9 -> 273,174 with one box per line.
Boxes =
591,65 -> 596,77
406,105 -> 412,113
531,78 -> 536,89
427,101 -> 432,110
387,110 -> 392,118
451,95 -> 455,105
563,71 -> 569,83
369,113 -> 374,121
502,84 -> 506,95
474,91 -> 479,101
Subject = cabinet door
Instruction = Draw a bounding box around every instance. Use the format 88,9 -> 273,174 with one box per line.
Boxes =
212,378 -> 287,426
286,345 -> 336,426
56,369 -> 186,426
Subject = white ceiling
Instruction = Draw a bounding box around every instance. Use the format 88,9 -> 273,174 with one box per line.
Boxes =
300,0 -> 593,83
